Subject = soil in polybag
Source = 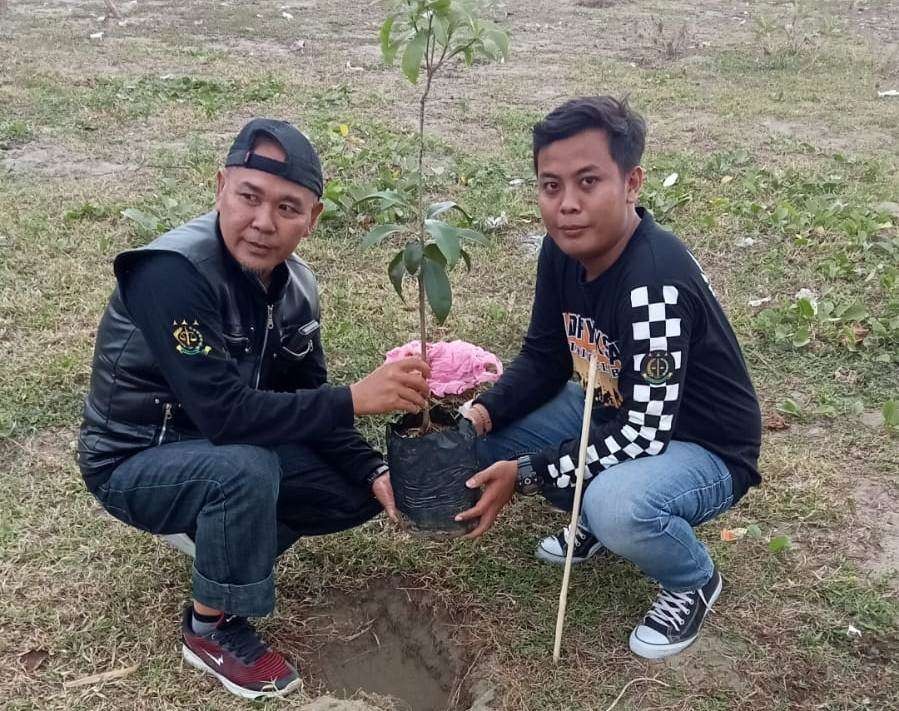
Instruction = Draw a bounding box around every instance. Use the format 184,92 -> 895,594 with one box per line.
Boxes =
387,406 -> 480,536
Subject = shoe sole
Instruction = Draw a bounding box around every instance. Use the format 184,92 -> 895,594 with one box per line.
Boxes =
628,574 -> 724,660
182,644 -> 300,699
535,540 -> 605,566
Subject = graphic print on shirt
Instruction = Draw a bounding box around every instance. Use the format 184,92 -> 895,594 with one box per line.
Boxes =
562,312 -> 622,408
546,286 -> 686,489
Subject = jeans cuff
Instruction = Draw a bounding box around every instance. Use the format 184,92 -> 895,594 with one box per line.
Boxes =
192,566 -> 275,617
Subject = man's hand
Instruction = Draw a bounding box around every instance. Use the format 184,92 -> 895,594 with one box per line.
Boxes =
459,401 -> 491,436
350,358 -> 431,416
455,460 -> 517,539
372,472 -> 399,523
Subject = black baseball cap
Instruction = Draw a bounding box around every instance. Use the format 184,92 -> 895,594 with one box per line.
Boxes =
225,118 -> 323,198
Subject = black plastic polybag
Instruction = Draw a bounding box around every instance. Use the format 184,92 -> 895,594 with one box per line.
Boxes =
387,407 -> 481,535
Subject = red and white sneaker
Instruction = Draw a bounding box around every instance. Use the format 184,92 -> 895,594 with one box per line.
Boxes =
181,606 -> 301,699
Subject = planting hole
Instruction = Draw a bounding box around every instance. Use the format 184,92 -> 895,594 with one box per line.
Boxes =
291,580 -> 474,710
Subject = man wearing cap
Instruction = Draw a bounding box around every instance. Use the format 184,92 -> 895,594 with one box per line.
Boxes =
77,119 -> 430,699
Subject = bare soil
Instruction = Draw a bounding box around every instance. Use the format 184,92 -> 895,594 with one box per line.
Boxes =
851,475 -> 899,593
5,0 -> 896,163
1,141 -> 137,179
277,579 -> 479,711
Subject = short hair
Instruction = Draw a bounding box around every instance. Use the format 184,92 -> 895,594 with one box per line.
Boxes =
532,96 -> 646,174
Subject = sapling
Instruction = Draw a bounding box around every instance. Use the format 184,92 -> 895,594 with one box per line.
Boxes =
358,0 -> 509,429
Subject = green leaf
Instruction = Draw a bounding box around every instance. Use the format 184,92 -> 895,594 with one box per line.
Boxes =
460,248 -> 471,272
817,300 -> 835,321
432,13 -> 449,46
424,220 -> 461,267
421,256 -> 452,324
483,28 -> 509,59
796,297 -> 816,320
401,30 -> 429,84
837,302 -> 868,322
403,241 -> 423,275
428,0 -> 452,14
380,15 -> 398,64
883,399 -> 899,428
456,226 -> 488,244
355,189 -> 413,212
422,242 -> 446,266
121,208 -> 160,233
791,325 -> 810,348
426,200 -> 471,220
320,198 -> 340,222
322,179 -> 344,201
768,535 -> 792,554
361,223 -> 405,248
776,398 -> 802,417
462,45 -> 474,65
388,250 -> 406,301
426,219 -> 488,245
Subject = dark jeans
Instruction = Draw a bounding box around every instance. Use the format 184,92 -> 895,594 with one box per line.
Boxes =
94,440 -> 381,617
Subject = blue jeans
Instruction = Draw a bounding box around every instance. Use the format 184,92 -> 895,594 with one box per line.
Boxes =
476,382 -> 734,591
94,440 -> 381,617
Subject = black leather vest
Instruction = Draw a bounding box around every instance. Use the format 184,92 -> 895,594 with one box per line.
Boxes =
77,211 -> 320,488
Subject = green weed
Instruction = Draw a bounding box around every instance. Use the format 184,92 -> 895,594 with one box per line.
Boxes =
88,75 -> 284,118
0,119 -> 32,148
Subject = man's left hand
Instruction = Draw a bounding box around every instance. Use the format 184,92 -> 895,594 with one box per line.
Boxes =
372,473 -> 399,522
455,460 -> 517,539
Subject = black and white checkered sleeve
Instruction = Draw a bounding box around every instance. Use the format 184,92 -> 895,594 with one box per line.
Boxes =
534,284 -> 692,489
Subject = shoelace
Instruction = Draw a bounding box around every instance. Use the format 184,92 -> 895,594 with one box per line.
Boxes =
211,616 -> 270,664
645,589 -> 696,631
562,523 -> 591,546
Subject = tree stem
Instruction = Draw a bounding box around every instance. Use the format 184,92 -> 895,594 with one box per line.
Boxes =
417,53 -> 435,432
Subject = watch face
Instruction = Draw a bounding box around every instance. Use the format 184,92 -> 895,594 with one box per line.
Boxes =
518,477 -> 541,496
516,461 -> 542,496
516,456 -> 542,495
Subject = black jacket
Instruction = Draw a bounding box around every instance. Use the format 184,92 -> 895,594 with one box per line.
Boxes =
78,211 -> 383,491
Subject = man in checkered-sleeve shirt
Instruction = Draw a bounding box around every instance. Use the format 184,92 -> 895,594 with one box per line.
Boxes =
455,96 -> 762,660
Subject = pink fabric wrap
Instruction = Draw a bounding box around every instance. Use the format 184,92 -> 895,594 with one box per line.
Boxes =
384,340 -> 503,397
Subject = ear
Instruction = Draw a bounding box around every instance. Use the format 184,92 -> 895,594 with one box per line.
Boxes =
306,200 -> 325,235
624,165 -> 645,205
214,169 -> 226,209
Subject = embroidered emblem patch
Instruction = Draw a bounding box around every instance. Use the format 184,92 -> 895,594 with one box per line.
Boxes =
173,320 -> 211,356
640,350 -> 675,385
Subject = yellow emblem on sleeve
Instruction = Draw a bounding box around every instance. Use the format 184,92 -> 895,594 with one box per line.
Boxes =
173,320 -> 211,356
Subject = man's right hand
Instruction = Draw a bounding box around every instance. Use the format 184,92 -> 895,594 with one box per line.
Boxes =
350,358 -> 431,416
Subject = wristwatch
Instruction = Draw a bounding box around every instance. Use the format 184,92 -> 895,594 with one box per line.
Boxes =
366,463 -> 389,487
516,455 -> 543,496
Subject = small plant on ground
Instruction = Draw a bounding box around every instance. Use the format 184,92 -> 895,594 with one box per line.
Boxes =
0,119 -> 32,149
360,0 -> 508,428
753,292 -> 897,355
121,178 -> 199,238
751,0 -> 841,68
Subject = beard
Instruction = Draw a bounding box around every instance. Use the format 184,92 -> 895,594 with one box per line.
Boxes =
240,263 -> 272,288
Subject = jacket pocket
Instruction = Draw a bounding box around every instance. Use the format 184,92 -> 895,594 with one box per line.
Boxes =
279,320 -> 319,361
224,332 -> 251,357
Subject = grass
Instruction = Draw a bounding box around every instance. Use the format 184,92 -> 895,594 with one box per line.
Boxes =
1,0 -> 898,709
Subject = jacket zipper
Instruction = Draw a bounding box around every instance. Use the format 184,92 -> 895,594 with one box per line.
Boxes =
255,304 -> 274,388
157,402 -> 172,445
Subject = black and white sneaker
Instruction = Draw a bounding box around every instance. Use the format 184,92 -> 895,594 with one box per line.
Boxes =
629,568 -> 723,659
535,520 -> 605,565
